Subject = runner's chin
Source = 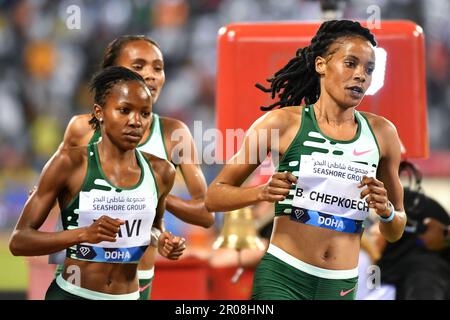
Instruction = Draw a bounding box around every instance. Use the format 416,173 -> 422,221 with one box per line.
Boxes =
123,134 -> 141,147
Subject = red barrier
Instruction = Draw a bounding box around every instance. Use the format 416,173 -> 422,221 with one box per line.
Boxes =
151,257 -> 210,300
208,266 -> 255,300
216,21 -> 428,160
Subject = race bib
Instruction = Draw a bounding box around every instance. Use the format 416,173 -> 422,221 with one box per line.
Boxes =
76,190 -> 155,263
291,154 -> 376,233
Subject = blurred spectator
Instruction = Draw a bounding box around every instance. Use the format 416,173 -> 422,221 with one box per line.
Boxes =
372,162 -> 450,299
371,190 -> 450,299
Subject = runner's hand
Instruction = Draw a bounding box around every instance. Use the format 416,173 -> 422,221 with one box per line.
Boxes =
82,215 -> 125,244
359,176 -> 390,218
158,231 -> 186,260
258,171 -> 297,202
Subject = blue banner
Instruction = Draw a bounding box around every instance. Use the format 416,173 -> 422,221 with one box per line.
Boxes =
75,244 -> 148,263
290,207 -> 364,233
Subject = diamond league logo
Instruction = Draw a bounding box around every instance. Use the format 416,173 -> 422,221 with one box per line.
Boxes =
79,246 -> 91,257
294,208 -> 304,220
76,245 -> 97,260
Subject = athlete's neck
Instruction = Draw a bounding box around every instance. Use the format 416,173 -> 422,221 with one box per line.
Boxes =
313,98 -> 355,126
97,139 -> 137,166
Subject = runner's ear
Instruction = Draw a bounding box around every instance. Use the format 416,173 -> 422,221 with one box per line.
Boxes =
93,103 -> 103,123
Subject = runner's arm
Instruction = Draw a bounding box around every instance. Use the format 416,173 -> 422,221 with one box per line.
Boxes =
375,121 -> 406,242
206,111 -> 295,212
59,114 -> 94,150
9,150 -> 118,255
163,118 -> 214,227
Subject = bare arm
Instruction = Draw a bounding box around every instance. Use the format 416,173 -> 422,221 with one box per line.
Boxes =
151,156 -> 176,233
9,149 -> 122,256
28,114 -> 93,209
59,114 -> 94,150
162,118 -> 214,228
361,116 -> 406,242
148,155 -> 185,260
205,110 -> 297,212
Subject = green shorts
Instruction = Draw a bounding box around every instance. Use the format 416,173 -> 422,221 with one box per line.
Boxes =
252,244 -> 359,300
137,268 -> 155,300
45,279 -> 87,300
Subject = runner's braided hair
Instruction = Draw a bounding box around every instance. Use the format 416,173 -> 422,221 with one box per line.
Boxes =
89,66 -> 148,130
256,20 -> 377,111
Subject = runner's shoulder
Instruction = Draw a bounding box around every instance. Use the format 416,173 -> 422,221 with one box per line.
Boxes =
359,111 -> 398,138
253,105 -> 302,132
159,115 -> 190,134
51,145 -> 87,173
63,114 -> 95,148
141,152 -> 176,191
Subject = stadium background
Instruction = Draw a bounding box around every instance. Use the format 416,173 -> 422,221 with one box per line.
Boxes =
0,0 -> 449,299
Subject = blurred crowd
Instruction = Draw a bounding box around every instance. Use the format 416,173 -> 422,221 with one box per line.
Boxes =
0,0 -> 449,234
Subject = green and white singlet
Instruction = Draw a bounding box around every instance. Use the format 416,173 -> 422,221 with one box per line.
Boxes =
137,113 -> 169,160
49,113 -> 168,265
62,142 -> 159,263
275,104 -> 380,233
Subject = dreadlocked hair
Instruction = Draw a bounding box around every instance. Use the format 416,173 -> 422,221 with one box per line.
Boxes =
89,35 -> 160,129
256,20 -> 377,111
89,66 -> 148,130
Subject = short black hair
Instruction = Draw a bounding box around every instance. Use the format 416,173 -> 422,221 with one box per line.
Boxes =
256,20 -> 377,111
102,35 -> 161,69
89,66 -> 148,130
